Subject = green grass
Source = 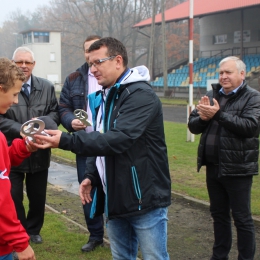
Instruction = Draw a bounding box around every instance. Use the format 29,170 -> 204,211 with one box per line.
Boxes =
23,197 -> 112,260
32,109 -> 260,259
51,125 -> 76,162
53,121 -> 260,216
165,121 -> 260,215
159,97 -> 200,106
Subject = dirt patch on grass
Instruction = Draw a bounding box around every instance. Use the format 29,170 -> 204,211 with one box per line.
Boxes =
47,157 -> 260,259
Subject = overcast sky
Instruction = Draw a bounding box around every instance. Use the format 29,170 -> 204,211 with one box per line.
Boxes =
0,0 -> 49,26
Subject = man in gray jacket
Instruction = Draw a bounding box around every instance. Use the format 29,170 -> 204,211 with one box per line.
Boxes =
188,56 -> 260,260
0,47 -> 59,246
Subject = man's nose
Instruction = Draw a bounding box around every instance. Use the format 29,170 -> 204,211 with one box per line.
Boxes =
90,65 -> 97,73
13,96 -> 19,104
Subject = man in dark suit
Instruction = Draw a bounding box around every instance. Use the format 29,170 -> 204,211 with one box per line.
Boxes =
0,47 -> 59,247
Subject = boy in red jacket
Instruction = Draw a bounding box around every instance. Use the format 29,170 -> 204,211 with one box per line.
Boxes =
0,58 -> 36,260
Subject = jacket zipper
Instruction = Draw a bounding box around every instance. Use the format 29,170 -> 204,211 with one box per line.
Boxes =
131,166 -> 142,210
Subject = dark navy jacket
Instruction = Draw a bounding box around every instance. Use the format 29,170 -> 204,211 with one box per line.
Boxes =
59,81 -> 172,219
59,63 -> 89,132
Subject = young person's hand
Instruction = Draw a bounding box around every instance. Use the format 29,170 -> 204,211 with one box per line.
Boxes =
24,138 -> 38,152
16,245 -> 36,260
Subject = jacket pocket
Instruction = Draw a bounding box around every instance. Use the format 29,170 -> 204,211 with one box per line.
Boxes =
131,166 -> 142,210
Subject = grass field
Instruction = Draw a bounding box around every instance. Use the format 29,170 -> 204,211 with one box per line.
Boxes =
51,121 -> 260,217
31,101 -> 260,259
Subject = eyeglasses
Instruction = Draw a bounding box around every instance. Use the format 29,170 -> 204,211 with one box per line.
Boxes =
14,61 -> 35,66
89,56 -> 116,68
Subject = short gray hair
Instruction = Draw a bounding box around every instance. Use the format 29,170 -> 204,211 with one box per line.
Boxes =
12,47 -> 35,61
219,56 -> 246,74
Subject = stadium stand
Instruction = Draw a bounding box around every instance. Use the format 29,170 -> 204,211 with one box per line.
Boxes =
150,54 -> 260,96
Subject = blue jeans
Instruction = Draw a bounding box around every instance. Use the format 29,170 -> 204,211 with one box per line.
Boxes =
206,164 -> 255,260
76,154 -> 104,241
0,254 -> 12,260
107,207 -> 169,260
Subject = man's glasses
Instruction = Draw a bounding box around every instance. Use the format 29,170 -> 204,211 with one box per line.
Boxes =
89,56 -> 116,68
14,61 -> 35,66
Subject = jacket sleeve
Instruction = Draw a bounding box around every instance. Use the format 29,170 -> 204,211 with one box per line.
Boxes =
0,137 -> 30,253
0,115 -> 22,139
59,87 -> 160,156
0,179 -> 30,252
188,108 -> 211,134
9,139 -> 31,166
214,92 -> 260,138
84,156 -> 102,186
58,76 -> 76,132
45,84 -> 60,126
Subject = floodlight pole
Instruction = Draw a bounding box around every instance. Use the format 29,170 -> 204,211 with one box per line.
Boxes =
240,10 -> 244,60
187,0 -> 195,142
161,0 -> 168,96
149,0 -> 156,81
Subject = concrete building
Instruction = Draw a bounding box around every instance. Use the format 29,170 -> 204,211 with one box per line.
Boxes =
134,0 -> 260,56
20,29 -> 62,90
133,0 -> 260,93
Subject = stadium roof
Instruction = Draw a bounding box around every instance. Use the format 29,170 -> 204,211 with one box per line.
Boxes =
133,0 -> 260,28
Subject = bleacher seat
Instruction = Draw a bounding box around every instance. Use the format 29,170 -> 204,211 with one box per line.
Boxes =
150,54 -> 260,91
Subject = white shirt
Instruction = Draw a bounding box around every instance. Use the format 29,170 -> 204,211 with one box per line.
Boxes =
95,88 -> 109,194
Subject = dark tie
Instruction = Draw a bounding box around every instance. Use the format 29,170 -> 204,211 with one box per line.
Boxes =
23,83 -> 30,98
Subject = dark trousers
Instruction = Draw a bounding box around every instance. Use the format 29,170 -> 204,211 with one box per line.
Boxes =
76,154 -> 104,241
206,164 -> 255,260
10,169 -> 48,235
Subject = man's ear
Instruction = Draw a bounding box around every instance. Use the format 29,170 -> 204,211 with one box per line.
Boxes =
115,55 -> 123,68
241,70 -> 245,80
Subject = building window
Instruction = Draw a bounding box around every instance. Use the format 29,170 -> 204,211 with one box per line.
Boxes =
22,32 -> 33,44
234,30 -> 250,43
23,34 -> 28,44
28,33 -> 32,43
213,34 -> 227,44
34,32 -> 49,43
50,53 -> 56,61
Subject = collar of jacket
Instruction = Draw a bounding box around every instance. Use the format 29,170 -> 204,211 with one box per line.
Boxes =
76,62 -> 89,82
212,80 -> 247,95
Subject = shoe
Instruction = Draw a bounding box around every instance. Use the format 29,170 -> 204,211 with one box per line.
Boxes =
81,239 -> 104,252
13,251 -> 19,260
29,234 -> 43,244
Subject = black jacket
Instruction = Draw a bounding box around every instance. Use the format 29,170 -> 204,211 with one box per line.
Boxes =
59,63 -> 88,132
188,81 -> 260,176
0,75 -> 59,173
59,81 -> 171,219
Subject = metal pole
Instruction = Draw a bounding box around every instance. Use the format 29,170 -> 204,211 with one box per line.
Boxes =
161,0 -> 168,96
240,10 -> 244,60
187,0 -> 195,142
149,0 -> 156,81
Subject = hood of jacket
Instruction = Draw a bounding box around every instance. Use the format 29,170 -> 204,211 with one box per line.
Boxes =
88,65 -> 150,124
119,65 -> 150,85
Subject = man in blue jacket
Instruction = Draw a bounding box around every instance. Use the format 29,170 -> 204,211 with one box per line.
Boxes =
59,35 -> 104,252
32,37 -> 171,260
188,56 -> 260,260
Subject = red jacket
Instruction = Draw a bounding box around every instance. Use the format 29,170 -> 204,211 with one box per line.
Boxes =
0,132 -> 31,256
